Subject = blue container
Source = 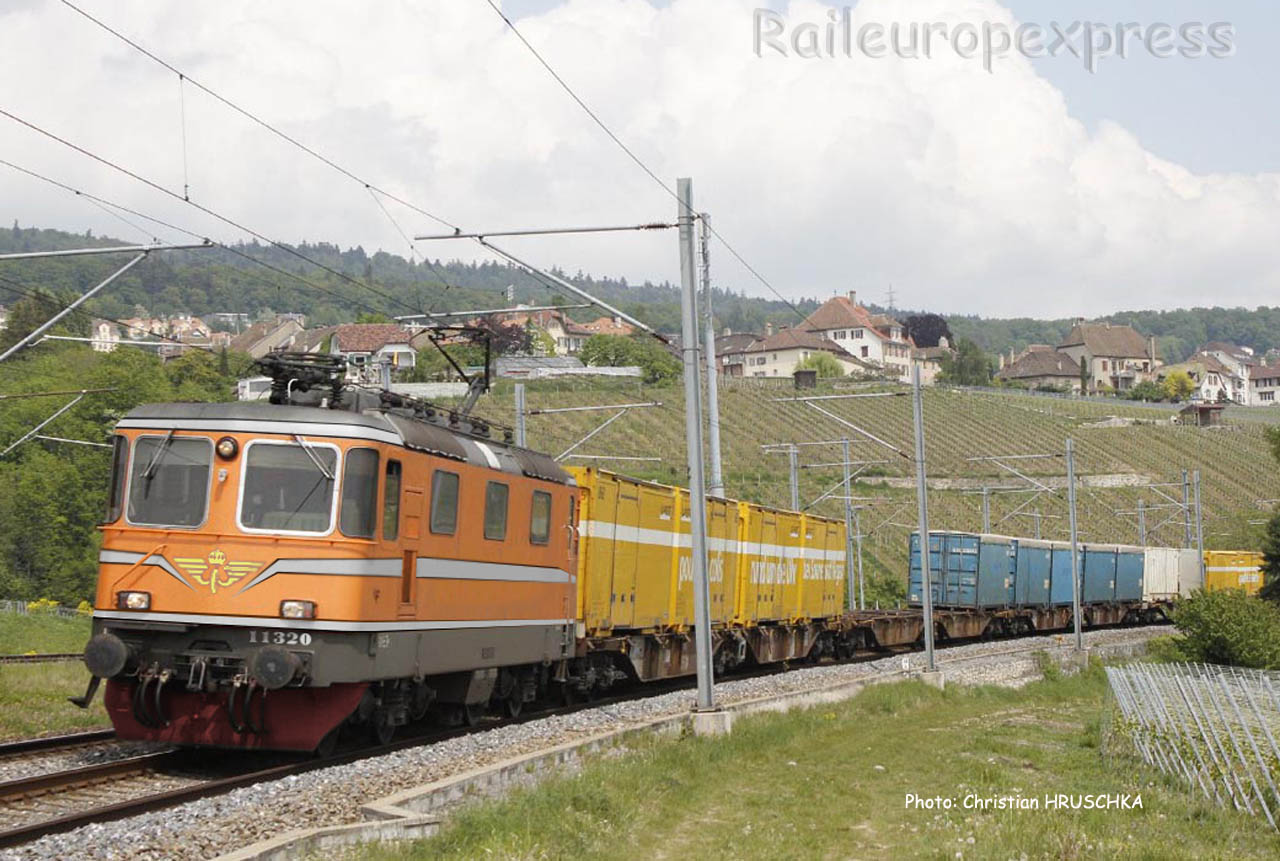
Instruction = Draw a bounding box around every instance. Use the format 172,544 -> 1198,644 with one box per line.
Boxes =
909,532 -> 979,607
1082,545 -> 1118,603
1049,544 -> 1077,606
1114,547 -> 1144,602
908,532 -> 943,606
1015,540 -> 1053,607
976,536 -> 1016,607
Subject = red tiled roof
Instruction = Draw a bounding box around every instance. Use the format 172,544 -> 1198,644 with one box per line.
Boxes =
801,296 -> 905,342
333,323 -> 413,353
1058,323 -> 1151,359
996,350 -> 1079,380
742,328 -> 853,357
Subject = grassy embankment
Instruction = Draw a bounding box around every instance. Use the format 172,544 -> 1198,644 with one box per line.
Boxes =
358,663 -> 1277,860
0,612 -> 107,739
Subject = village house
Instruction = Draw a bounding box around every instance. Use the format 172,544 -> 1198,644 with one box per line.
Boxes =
995,345 -> 1082,392
1197,341 -> 1258,405
229,316 -> 305,359
715,329 -> 761,377
799,291 -> 915,382
90,319 -> 120,353
737,327 -> 874,378
1056,321 -> 1160,394
1157,354 -> 1234,403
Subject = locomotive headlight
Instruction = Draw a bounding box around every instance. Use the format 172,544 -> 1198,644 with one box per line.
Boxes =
279,599 -> 316,620
116,590 -> 150,610
215,436 -> 239,460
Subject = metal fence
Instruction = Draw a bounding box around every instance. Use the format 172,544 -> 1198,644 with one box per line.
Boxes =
1106,662 -> 1280,829
0,600 -> 84,618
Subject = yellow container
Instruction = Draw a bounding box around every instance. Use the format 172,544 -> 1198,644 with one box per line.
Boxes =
1203,550 -> 1264,595
569,467 -> 845,634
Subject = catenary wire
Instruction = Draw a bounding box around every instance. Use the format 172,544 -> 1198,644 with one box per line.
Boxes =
478,0 -> 810,326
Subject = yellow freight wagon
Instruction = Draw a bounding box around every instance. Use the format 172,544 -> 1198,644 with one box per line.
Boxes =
1203,550 -> 1265,595
569,467 -> 845,635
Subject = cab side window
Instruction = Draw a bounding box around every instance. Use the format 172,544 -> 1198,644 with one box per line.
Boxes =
383,460 -> 402,541
530,490 -> 551,545
340,448 -> 379,538
430,470 -> 459,535
484,481 -> 509,541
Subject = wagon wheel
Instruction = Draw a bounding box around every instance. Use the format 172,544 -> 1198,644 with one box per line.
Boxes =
463,702 -> 484,727
504,689 -> 524,719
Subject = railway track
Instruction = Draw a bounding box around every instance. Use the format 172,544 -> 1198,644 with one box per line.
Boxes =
0,730 -> 115,759
0,622 -> 1164,850
0,654 -> 82,665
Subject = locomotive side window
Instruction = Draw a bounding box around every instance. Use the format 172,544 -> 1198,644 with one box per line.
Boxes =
339,448 -> 379,539
126,435 -> 212,528
484,481 -> 509,541
238,441 -> 339,534
430,470 -> 459,535
383,460 -> 402,541
103,435 -> 129,523
530,490 -> 551,545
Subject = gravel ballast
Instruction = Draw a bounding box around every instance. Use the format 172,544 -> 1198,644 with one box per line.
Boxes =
1,626 -> 1166,861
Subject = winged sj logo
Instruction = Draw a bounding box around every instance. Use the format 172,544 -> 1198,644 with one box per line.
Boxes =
174,550 -> 262,595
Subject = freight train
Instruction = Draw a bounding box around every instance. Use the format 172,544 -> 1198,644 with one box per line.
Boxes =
72,353 -> 1196,753
74,353 -> 858,752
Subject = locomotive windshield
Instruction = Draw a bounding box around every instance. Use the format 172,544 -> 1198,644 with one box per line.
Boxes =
239,441 -> 338,534
126,435 -> 213,528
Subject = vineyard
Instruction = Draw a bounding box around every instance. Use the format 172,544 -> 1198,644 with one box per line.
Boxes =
471,378 -> 1280,604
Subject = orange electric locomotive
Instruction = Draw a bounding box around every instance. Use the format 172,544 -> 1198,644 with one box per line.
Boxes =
77,353 -> 580,751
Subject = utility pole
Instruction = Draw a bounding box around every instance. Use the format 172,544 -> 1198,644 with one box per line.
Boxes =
911,363 -> 936,672
1066,437 -> 1083,652
514,383 -> 527,447
981,487 -> 991,533
1182,469 -> 1193,548
677,178 -> 721,729
1137,498 -> 1146,546
1193,470 -> 1205,584
842,438 -> 855,609
700,213 -> 725,498
854,506 -> 866,611
788,444 -> 800,511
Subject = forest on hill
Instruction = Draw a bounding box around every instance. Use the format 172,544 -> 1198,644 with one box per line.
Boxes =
3,223 -> 1279,363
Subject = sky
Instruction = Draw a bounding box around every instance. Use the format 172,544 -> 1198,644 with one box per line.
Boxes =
0,0 -> 1277,318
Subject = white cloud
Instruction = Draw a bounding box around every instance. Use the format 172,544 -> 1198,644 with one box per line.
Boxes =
0,0 -> 1276,317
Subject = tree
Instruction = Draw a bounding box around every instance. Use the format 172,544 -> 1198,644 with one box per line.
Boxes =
1162,370 -> 1195,402
1079,356 -> 1089,393
795,352 -> 845,378
354,312 -> 392,324
580,334 -> 679,384
903,313 -> 951,348
1126,380 -> 1165,402
937,338 -> 992,386
1261,511 -> 1280,604
478,316 -> 532,356
0,290 -> 91,354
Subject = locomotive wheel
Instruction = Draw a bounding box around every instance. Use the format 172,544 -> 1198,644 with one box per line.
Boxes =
370,711 -> 396,746
504,690 -> 523,719
315,727 -> 340,758
463,703 -> 484,727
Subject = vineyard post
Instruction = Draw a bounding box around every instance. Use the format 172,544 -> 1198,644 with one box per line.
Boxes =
1137,498 -> 1147,546
981,487 -> 991,533
1033,508 -> 1042,540
514,383 -> 527,448
676,177 -> 717,716
1066,437 -> 1083,652
911,363 -> 936,672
